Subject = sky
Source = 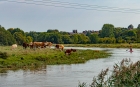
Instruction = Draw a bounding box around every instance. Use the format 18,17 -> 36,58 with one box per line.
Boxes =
0,0 -> 140,33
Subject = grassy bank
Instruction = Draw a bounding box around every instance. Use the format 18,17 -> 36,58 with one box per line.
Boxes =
64,43 -> 140,48
0,46 -> 111,70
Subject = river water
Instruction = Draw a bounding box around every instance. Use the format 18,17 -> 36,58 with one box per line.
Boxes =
0,47 -> 140,87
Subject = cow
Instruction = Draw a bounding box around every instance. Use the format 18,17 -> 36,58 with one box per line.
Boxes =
65,49 -> 76,55
45,42 -> 53,48
22,42 -> 29,49
11,44 -> 17,50
29,42 -> 48,49
55,44 -> 64,51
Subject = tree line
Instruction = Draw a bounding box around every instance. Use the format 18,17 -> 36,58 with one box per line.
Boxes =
0,24 -> 140,46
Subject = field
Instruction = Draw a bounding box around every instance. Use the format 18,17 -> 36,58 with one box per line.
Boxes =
0,45 -> 111,70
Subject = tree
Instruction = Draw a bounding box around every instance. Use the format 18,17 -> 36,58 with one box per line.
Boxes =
26,36 -> 33,43
27,31 -> 39,41
49,33 -> 63,44
137,24 -> 140,29
13,32 -> 26,45
77,34 -> 90,44
71,34 -> 78,44
62,35 -> 72,44
7,28 -> 25,35
0,26 -> 16,45
137,24 -> 140,42
47,29 -> 59,33
37,32 -> 50,42
128,24 -> 134,29
114,28 -> 122,38
89,33 -> 99,44
100,24 -> 115,38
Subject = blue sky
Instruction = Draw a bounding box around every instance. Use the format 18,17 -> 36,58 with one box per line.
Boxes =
0,0 -> 140,32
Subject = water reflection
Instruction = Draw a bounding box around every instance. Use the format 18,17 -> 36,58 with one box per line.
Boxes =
0,47 -> 140,87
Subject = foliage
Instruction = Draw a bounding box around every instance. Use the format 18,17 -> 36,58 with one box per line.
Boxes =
100,24 -> 115,38
0,26 -> 16,45
0,24 -> 140,45
128,24 -> 134,29
61,35 -> 72,44
89,33 -> 99,44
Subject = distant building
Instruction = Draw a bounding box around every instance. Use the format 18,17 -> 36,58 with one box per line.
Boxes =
73,30 -> 77,33
82,30 -> 99,35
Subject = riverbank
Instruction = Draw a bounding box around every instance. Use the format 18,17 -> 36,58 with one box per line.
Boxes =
0,46 -> 111,70
63,43 -> 140,48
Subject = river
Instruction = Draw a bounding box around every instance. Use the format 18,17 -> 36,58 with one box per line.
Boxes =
0,47 -> 140,87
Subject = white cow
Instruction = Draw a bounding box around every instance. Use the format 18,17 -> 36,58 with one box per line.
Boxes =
11,44 -> 17,50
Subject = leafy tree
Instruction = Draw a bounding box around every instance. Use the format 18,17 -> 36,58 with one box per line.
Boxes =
0,26 -> 16,45
127,30 -> 136,37
137,24 -> 140,29
47,29 -> 59,33
13,32 -> 26,45
89,33 -> 99,44
100,24 -> 115,38
59,31 -> 69,35
26,36 -> 33,43
49,33 -> 63,44
7,28 -> 25,35
37,32 -> 50,42
137,25 -> 140,42
62,35 -> 72,44
27,31 -> 39,41
128,24 -> 134,29
116,37 -> 123,43
114,28 -> 122,38
77,34 -> 90,44
71,34 -> 79,44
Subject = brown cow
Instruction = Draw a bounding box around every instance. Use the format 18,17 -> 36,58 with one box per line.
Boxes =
45,42 -> 53,48
55,44 -> 64,50
65,49 -> 76,55
22,42 -> 29,49
29,42 -> 48,49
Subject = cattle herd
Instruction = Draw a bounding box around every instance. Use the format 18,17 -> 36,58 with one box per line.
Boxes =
11,41 -> 76,55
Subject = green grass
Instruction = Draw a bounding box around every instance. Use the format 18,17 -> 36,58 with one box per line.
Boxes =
0,46 -> 111,70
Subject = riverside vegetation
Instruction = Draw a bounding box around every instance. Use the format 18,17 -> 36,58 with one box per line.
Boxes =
64,43 -> 140,48
0,46 -> 111,70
